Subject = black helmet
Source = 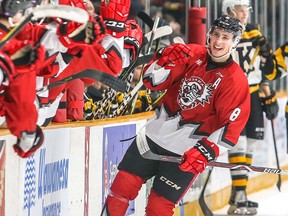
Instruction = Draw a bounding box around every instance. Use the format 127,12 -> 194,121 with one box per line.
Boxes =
206,15 -> 243,59
0,0 -> 33,17
211,15 -> 243,40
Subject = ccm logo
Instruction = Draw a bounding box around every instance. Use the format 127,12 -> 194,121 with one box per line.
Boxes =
195,143 -> 214,161
160,176 -> 181,190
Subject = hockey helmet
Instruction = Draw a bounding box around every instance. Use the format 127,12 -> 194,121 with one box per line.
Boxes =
222,0 -> 252,14
0,0 -> 33,17
206,15 -> 243,58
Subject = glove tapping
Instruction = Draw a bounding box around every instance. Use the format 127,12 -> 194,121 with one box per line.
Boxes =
154,43 -> 194,70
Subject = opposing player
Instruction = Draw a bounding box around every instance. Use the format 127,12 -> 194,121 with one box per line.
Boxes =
264,42 -> 288,80
222,0 -> 279,215
100,15 -> 250,216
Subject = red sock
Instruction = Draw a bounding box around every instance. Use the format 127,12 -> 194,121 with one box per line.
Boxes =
101,170 -> 144,216
146,189 -> 175,216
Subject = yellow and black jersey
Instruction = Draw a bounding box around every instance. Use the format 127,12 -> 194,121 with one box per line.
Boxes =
266,42 -> 288,80
232,24 -> 265,91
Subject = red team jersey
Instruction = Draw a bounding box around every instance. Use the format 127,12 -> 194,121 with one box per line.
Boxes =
143,44 -> 250,155
0,25 -> 39,138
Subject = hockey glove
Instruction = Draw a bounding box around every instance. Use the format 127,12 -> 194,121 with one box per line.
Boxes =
179,138 -> 219,175
0,51 -> 15,84
261,90 -> 279,120
13,125 -> 44,158
154,43 -> 194,70
100,0 -> 130,37
3,40 -> 46,74
124,20 -> 143,61
57,16 -> 106,48
253,36 -> 272,58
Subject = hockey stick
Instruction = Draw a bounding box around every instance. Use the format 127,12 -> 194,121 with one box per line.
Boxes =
144,36 -> 186,112
0,5 -> 89,49
271,120 -> 282,191
37,69 -> 127,93
112,17 -> 159,117
92,26 -> 172,119
137,11 -> 154,29
92,54 -> 153,119
136,132 -> 288,175
137,12 -> 165,52
120,25 -> 172,81
127,17 -> 160,114
199,168 -> 214,216
145,90 -> 166,111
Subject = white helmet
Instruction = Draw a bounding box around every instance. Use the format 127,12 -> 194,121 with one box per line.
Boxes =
222,0 -> 251,14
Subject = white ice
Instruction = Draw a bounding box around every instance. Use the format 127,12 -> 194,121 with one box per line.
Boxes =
213,180 -> 288,216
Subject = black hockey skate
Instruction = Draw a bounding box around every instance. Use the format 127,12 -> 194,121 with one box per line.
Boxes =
227,189 -> 258,215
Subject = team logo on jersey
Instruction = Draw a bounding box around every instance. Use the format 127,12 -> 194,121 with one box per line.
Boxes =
177,76 -> 212,110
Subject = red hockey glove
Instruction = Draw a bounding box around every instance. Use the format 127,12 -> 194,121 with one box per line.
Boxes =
253,36 -> 272,58
57,17 -> 106,48
154,43 -> 194,70
124,20 -> 143,61
3,40 -> 46,74
100,0 -> 130,22
100,0 -> 130,37
0,51 -> 15,84
13,125 -> 44,158
179,138 -> 219,175
261,90 -> 279,120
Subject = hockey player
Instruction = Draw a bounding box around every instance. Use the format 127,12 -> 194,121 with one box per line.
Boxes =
18,0 -> 107,125
0,0 -> 106,156
0,0 -> 49,158
100,15 -> 250,216
264,42 -> 288,80
222,0 -> 279,215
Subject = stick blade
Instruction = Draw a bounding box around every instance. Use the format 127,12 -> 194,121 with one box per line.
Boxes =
32,5 -> 89,23
38,69 -> 127,93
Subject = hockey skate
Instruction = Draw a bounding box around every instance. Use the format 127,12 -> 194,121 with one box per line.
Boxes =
227,189 -> 258,215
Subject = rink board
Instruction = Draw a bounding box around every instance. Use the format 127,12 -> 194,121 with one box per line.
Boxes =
0,96 -> 287,216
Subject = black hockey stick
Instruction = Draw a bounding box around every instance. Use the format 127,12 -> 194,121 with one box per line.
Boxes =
92,54 -> 153,119
92,26 -> 172,119
137,12 -> 165,53
0,5 -> 89,49
120,25 -> 172,81
199,168 -> 214,216
135,133 -> 288,175
37,69 -> 127,93
271,120 -> 282,191
110,18 -> 165,117
137,11 -> 154,29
